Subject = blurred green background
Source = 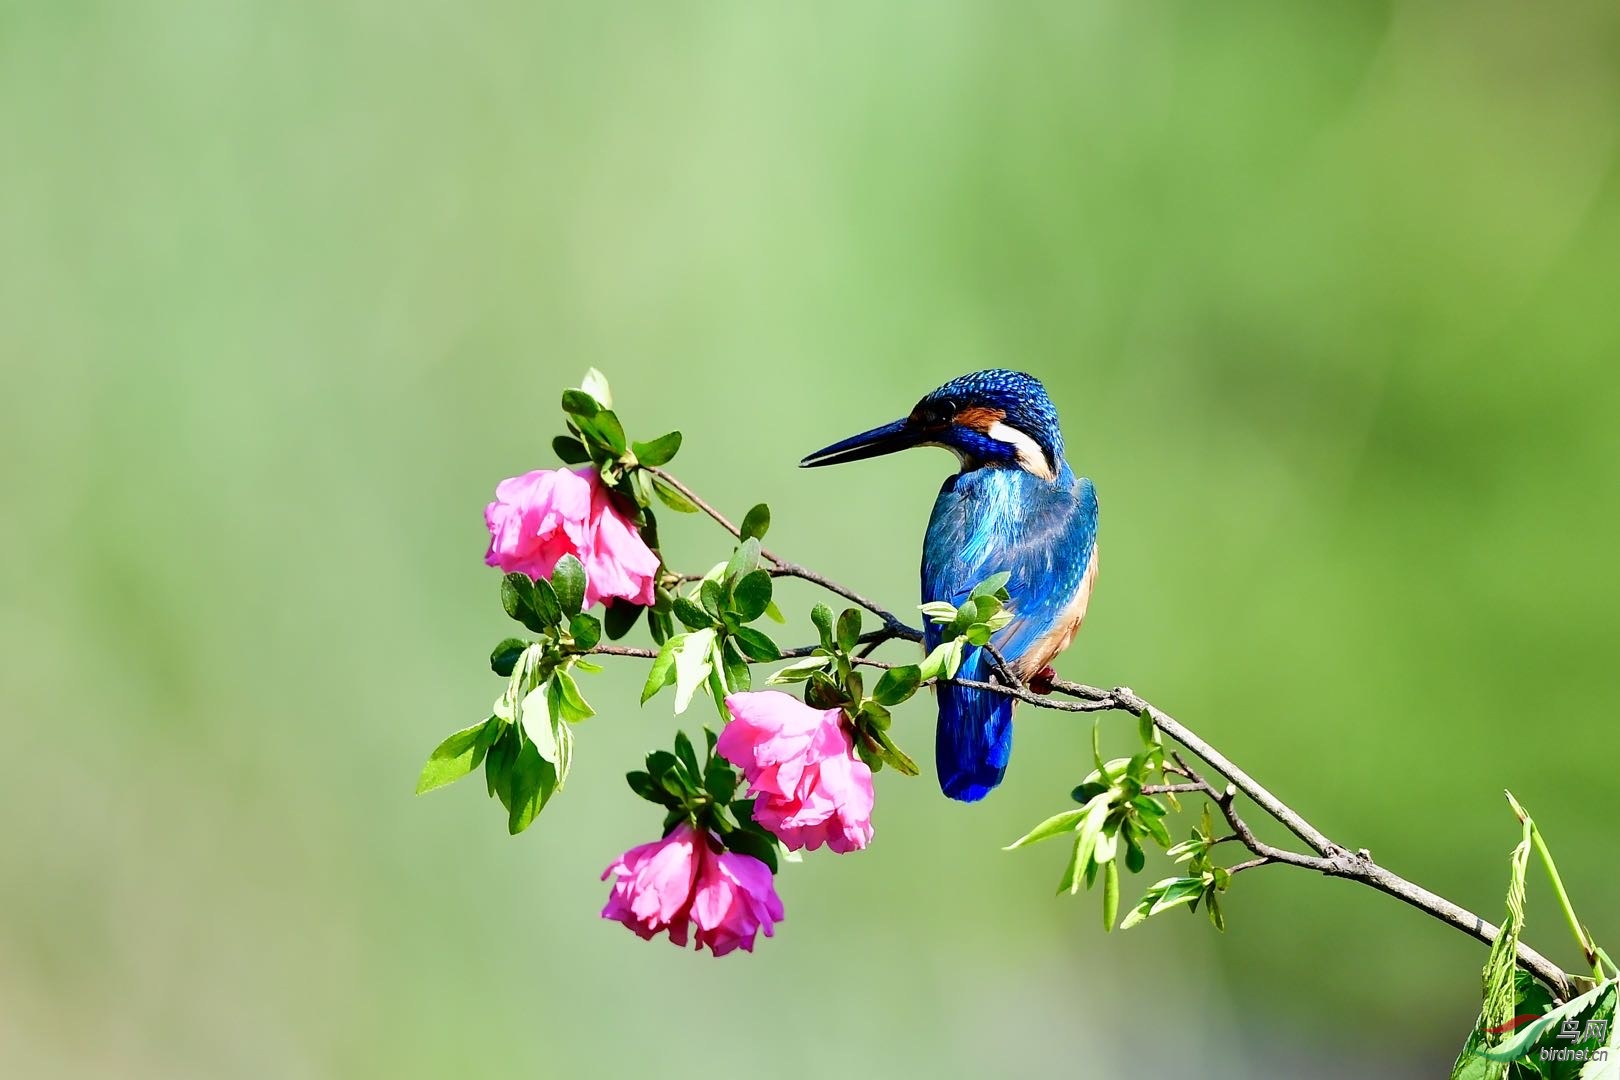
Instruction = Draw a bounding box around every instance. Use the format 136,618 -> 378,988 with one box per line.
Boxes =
4,1 -> 1618,1076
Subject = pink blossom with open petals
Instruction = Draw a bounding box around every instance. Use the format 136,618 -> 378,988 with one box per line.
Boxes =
717,691 -> 875,853
690,846 -> 784,956
484,467 -> 658,608
601,824 -> 783,955
600,822 -> 701,946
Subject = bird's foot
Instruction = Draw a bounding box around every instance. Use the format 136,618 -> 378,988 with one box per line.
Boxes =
1027,666 -> 1058,695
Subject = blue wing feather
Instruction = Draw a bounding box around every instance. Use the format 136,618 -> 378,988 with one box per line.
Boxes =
922,465 -> 1098,800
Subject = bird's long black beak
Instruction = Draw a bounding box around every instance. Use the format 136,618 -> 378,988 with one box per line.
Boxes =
799,418 -> 919,468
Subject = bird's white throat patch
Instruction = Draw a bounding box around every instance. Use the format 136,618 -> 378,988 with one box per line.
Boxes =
986,421 -> 1055,480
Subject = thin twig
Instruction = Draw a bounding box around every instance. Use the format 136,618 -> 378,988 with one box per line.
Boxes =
646,465 -> 923,641
595,468 -> 1580,1000
1142,782 -> 1204,796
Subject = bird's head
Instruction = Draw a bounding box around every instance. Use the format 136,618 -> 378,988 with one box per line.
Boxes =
800,369 -> 1063,480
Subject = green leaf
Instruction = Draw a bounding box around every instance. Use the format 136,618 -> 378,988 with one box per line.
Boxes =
731,625 -> 782,662
560,388 -> 600,418
529,685 -> 561,759
484,724 -> 519,805
872,665 -> 922,706
626,769 -> 671,806
721,821 -> 779,874
970,571 -> 1011,599
1125,834 -> 1146,874
641,636 -> 679,704
767,655 -> 832,684
867,724 -> 919,776
858,699 -> 891,730
567,612 -> 602,651
918,640 -> 955,681
720,636 -> 752,692
550,714 -> 574,789
490,638 -> 528,677
703,756 -> 738,804
1103,859 -> 1121,931
673,730 -> 702,783
552,435 -> 591,464
1148,877 -> 1208,918
706,663 -> 731,718
1119,884 -> 1164,930
506,737 -> 560,834
1166,838 -> 1203,863
1138,808 -> 1174,850
673,595 -> 716,630
970,594 -> 1002,624
739,503 -> 771,542
725,537 -> 763,582
1005,807 -> 1086,849
415,718 -> 500,794
602,599 -> 643,640
551,670 -> 594,722
699,577 -> 725,618
1470,979 -> 1615,1067
931,639 -> 964,680
671,628 -> 717,714
551,555 -> 586,618
1058,833 -> 1087,895
576,409 -> 627,454
632,431 -> 683,467
645,749 -> 686,796
836,608 -> 862,652
1137,709 -> 1157,747
731,570 -> 773,622
579,368 -> 613,408
501,572 -> 556,634
811,603 -> 835,649
652,476 -> 700,513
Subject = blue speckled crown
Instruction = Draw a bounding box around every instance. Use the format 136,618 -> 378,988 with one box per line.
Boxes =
918,369 -> 1064,463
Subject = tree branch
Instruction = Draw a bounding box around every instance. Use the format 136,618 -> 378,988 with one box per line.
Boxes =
610,467 -> 1578,1001
1052,685 -> 1575,999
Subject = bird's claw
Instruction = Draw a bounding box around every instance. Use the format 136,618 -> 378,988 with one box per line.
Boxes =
1027,666 -> 1058,695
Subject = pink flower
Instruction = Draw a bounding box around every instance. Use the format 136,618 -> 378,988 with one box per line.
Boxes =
601,823 -> 783,955
717,691 -> 876,854
690,846 -> 785,957
484,467 -> 659,607
600,823 -> 702,946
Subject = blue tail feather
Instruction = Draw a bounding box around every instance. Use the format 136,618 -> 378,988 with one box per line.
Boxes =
936,647 -> 1014,802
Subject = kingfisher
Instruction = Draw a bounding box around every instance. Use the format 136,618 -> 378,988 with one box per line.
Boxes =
800,370 -> 1099,802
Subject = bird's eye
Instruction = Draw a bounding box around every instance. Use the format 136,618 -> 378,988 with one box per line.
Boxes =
917,400 -> 955,428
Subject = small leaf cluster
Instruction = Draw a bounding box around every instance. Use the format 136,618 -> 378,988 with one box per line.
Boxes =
551,369 -> 688,644
553,368 -> 683,484
641,533 -> 785,715
415,554 -> 607,834
416,635 -> 584,836
497,554 -> 603,670
625,728 -> 783,872
1453,975 -> 1616,1079
1451,797 -> 1619,1079
1124,801 -> 1231,932
765,604 -> 920,776
917,571 -> 1015,679
1006,715 -> 1179,931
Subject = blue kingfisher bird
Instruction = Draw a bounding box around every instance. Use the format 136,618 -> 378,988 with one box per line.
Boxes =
800,370 -> 1099,802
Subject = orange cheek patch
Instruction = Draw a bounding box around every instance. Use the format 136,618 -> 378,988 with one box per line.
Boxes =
954,406 -> 1006,432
